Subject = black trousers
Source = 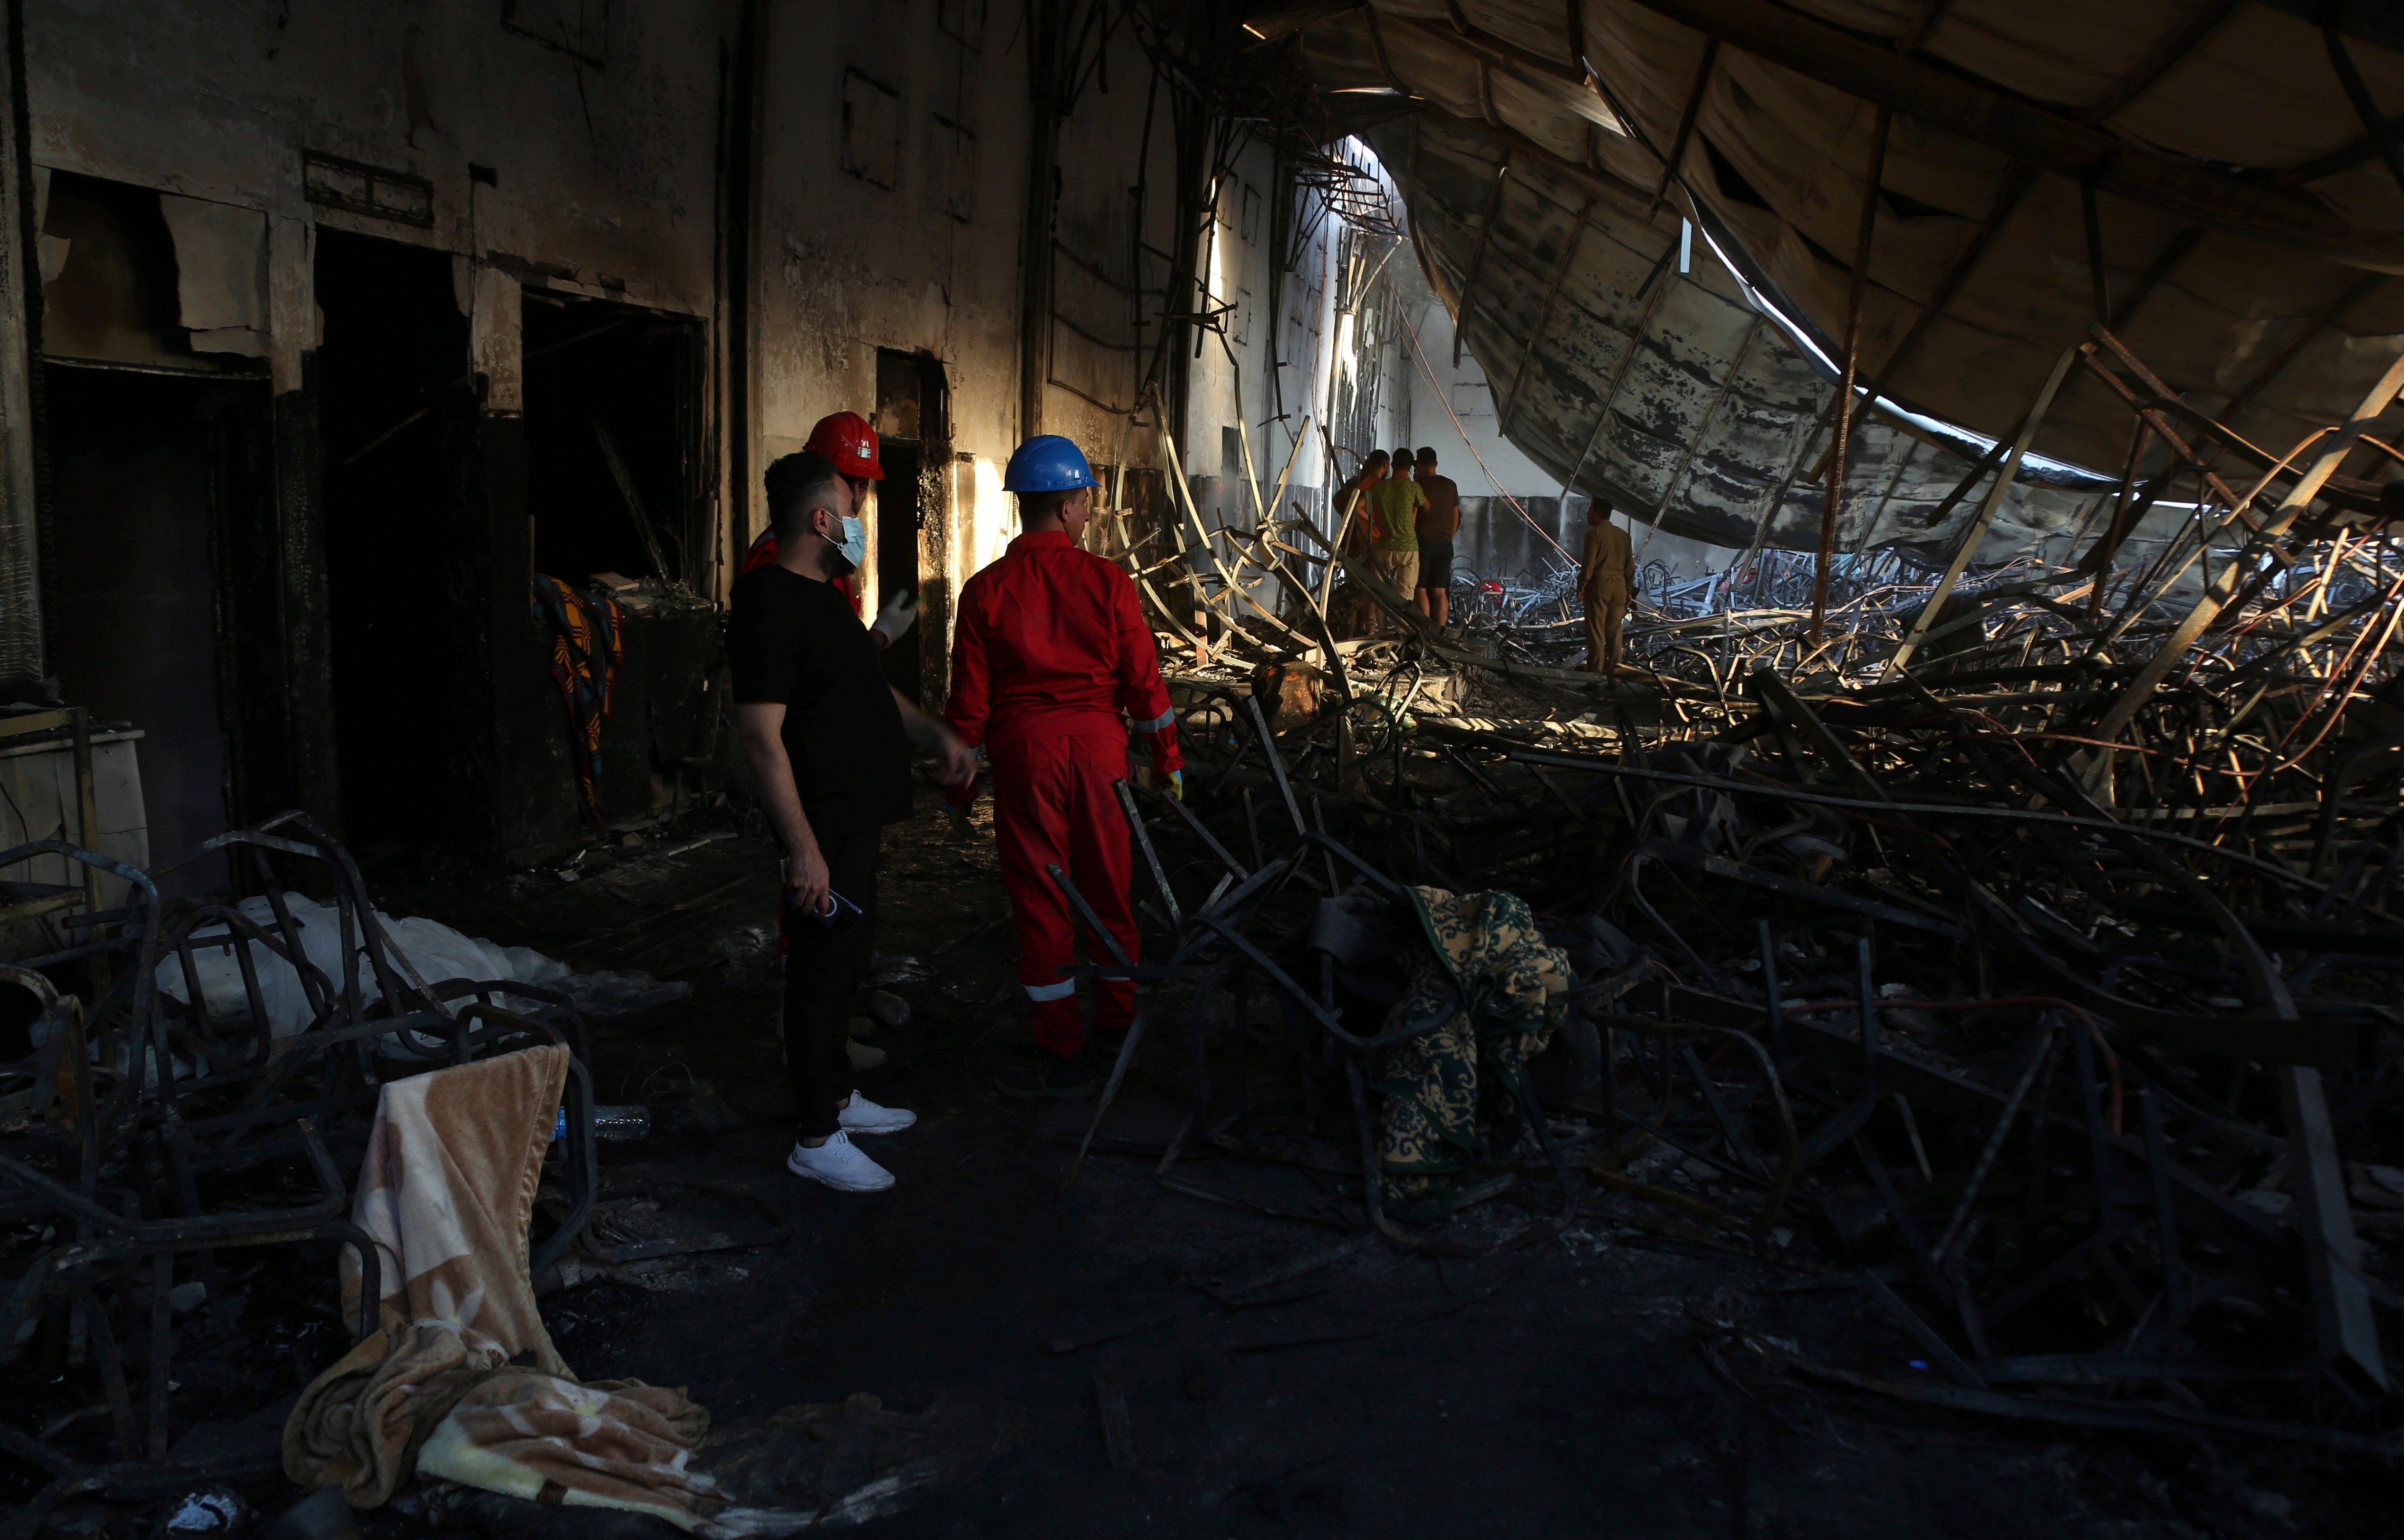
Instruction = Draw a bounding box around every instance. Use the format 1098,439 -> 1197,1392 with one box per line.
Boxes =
784,822 -> 881,1139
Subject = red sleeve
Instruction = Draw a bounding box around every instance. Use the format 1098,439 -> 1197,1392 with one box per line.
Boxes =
1108,563 -> 1182,775
945,577 -> 993,751
941,579 -> 994,808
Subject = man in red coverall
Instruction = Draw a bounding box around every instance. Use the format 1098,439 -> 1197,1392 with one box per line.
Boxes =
739,411 -> 916,650
946,435 -> 1183,1098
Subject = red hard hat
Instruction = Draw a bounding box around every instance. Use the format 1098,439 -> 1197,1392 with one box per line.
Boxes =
805,411 -> 885,481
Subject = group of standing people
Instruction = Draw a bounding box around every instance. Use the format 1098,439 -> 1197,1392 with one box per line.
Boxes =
1343,445 -> 1462,628
726,413 -> 1640,1195
728,416 -> 1178,1194
1340,444 -> 1634,674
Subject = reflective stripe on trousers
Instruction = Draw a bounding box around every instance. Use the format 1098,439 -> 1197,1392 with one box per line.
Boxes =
991,733 -> 1138,1056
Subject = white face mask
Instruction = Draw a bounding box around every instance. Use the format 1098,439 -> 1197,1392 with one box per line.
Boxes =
832,513 -> 867,569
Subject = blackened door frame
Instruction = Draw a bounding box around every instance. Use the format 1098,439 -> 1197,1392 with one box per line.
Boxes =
873,348 -> 952,710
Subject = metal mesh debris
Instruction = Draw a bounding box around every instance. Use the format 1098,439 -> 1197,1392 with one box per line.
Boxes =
1069,411 -> 2404,1453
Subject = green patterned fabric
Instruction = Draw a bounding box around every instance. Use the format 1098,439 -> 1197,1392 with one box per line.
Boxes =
1371,886 -> 1571,1203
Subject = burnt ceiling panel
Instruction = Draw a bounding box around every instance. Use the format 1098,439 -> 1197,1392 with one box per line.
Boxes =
1264,0 -> 2404,556
1367,111 -> 2112,555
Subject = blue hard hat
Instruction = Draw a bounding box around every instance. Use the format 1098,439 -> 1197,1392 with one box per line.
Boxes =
1003,434 -> 1097,493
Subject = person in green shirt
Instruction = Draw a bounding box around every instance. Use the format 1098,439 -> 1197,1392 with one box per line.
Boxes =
1364,460 -> 1429,623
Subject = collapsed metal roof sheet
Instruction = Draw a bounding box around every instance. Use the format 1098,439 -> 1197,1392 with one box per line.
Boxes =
1262,0 -> 2404,557
1377,111 -> 2120,555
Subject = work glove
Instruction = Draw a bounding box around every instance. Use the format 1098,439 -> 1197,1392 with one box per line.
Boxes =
872,588 -> 919,644
1168,769 -> 1183,802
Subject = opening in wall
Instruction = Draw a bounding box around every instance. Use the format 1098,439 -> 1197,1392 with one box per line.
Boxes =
522,295 -> 705,589
38,172 -> 276,894
44,368 -> 265,895
874,348 -> 949,705
40,171 -> 265,375
316,231 -> 472,855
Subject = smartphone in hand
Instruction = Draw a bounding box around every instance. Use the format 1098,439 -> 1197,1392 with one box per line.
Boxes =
779,857 -> 861,935
815,889 -> 862,935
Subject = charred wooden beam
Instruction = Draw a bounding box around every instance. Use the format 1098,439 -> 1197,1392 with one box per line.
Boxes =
1843,165 -> 2032,460
1814,107 -> 1890,643
1648,37 -> 1717,219
2076,0 -> 2243,124
2075,337 -> 2247,513
2090,347 -> 2404,746
2322,23 -> 2404,199
2108,223 -> 2203,334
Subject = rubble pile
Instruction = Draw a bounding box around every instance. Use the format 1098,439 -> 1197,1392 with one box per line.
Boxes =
0,816 -> 1014,1533
1084,515 -> 2404,1455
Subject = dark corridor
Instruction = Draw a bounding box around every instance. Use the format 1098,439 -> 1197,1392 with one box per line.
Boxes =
316,231 -> 471,851
44,367 -> 253,893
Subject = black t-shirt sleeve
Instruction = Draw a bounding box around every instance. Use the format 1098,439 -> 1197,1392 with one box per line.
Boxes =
723,568 -> 913,828
727,576 -> 797,704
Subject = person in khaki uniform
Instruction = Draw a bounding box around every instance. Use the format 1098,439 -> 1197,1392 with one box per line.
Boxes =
1580,500 -> 1635,673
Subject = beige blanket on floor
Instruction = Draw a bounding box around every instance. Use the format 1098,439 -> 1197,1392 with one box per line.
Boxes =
284,1045 -> 721,1529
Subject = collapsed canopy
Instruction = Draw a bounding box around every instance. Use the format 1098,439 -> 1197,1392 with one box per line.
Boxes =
1264,0 -> 2404,557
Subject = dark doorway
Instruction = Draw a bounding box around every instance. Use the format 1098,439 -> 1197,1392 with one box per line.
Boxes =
874,349 -> 948,703
522,295 -> 704,588
316,230 -> 471,852
876,442 -> 923,701
45,367 -> 255,894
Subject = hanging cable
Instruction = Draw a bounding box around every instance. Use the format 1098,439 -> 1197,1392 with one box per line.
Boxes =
1379,269 -> 1574,563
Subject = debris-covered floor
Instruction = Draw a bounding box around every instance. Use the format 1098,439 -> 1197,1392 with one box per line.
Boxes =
10,779 -> 2388,1537
23,3 -> 2404,1534
16,527 -> 2404,1534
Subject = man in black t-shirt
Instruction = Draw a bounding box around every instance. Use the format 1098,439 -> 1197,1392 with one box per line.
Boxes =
730,450 -> 974,1193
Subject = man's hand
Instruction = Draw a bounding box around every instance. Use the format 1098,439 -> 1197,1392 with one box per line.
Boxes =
936,725 -> 977,791
786,838 -> 830,917
740,700 -> 831,917
872,588 -> 918,645
893,688 -> 978,791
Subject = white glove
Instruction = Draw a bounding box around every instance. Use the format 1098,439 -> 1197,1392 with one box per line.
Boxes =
872,588 -> 919,644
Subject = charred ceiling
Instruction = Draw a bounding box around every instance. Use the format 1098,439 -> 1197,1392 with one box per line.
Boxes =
1255,0 -> 2404,559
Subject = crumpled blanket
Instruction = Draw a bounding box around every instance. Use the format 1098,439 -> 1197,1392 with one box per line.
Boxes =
284,1045 -> 721,1529
1372,886 -> 1571,1204
404,1389 -> 1032,1537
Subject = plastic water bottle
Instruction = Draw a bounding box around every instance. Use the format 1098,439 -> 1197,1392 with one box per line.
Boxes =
550,1105 -> 652,1142
592,1105 -> 652,1142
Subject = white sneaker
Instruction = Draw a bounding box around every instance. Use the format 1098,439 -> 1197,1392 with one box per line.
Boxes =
786,1131 -> 894,1192
838,1094 -> 917,1135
